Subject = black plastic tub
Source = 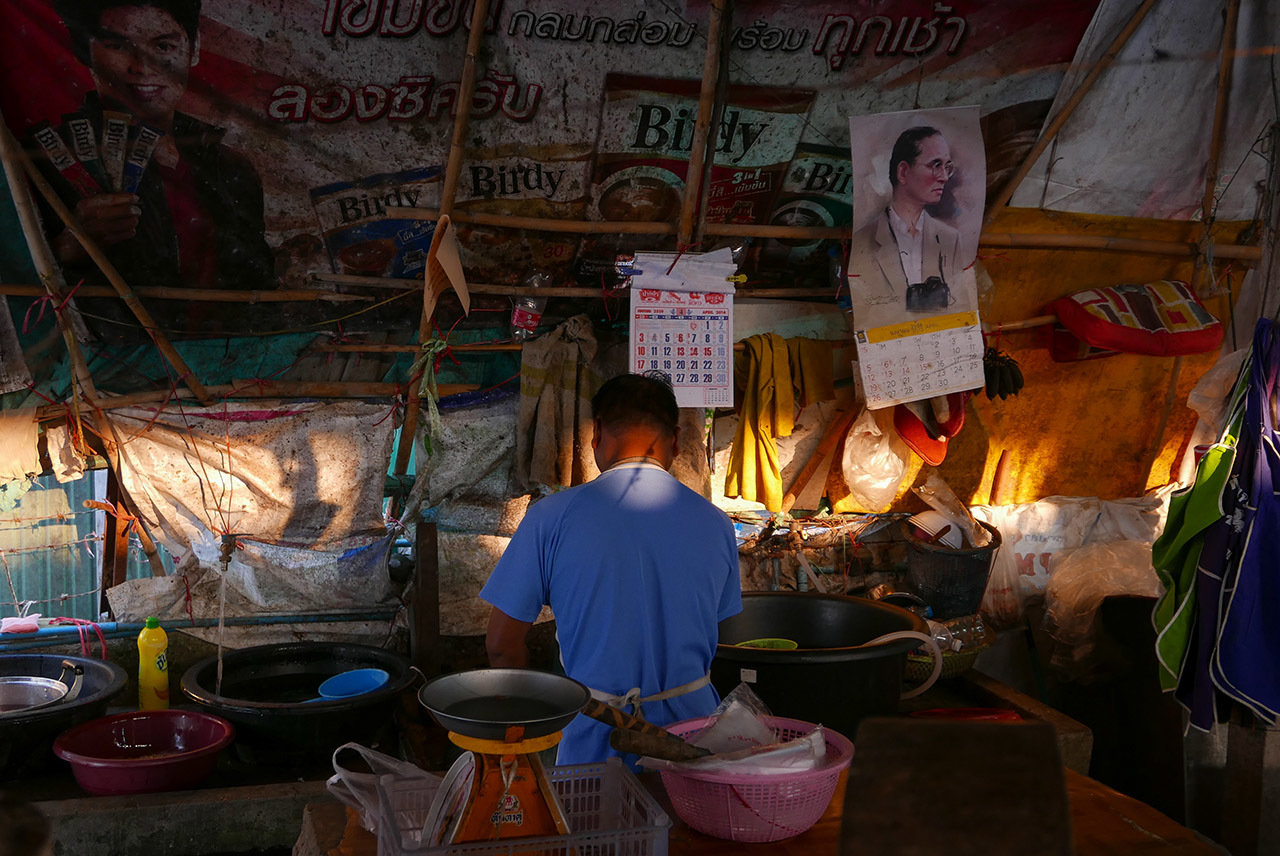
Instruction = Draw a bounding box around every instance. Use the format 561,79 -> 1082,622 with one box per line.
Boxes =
711,593 -> 928,739
180,642 -> 413,765
0,653 -> 128,778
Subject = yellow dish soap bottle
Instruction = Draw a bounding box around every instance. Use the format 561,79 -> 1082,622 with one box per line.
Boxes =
137,616 -> 169,710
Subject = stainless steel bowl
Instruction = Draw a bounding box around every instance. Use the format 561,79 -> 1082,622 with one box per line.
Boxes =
0,660 -> 83,718
418,669 -> 589,741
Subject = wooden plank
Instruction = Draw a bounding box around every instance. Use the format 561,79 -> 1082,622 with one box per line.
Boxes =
959,669 -> 1094,774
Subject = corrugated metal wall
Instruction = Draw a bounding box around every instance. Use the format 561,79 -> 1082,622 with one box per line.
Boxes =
0,470 -> 164,622
0,471 -> 104,620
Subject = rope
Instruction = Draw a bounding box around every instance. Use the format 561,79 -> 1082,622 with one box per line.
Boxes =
407,337 -> 450,441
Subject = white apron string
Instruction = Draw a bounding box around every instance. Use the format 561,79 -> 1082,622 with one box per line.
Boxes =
588,673 -> 711,721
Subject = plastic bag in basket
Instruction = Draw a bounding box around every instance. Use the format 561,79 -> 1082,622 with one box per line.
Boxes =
327,742 -> 440,832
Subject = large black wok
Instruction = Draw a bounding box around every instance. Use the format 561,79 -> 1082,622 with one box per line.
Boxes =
181,642 -> 413,765
418,669 -> 589,741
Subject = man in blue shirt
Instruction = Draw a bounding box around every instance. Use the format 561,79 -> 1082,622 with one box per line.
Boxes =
481,372 -> 742,765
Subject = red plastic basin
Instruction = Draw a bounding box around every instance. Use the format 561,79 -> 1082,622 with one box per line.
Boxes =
53,709 -> 234,795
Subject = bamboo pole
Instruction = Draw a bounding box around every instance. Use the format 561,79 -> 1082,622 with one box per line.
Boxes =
0,113 -> 98,410
393,0 -> 490,484
983,0 -> 1161,228
349,214 -> 1263,260
38,381 -> 479,416
2,117 -> 214,405
0,284 -> 371,302
385,206 -> 677,235
679,0 -> 729,246
1194,0 -> 1242,293
311,340 -> 851,355
704,221 -> 846,240
978,232 -> 1261,260
0,116 -> 169,576
310,276 -> 853,300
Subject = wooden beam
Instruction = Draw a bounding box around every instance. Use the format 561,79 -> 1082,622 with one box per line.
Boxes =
1195,0 -> 1243,292
385,206 -> 677,235
410,520 -> 440,676
978,232 -> 1260,261
983,0 -> 1162,227
36,381 -> 478,416
679,0 -> 729,246
0,109 -> 99,410
0,284 -> 370,302
392,0 -> 491,487
3,118 -> 214,405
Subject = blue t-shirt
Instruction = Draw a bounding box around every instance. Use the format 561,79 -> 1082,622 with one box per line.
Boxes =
479,463 -> 742,765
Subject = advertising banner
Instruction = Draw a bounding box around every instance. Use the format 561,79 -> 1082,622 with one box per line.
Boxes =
0,0 -> 1102,340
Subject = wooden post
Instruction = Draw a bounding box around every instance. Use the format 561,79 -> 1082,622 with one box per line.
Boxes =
677,0 -> 729,247
983,0 -> 1161,227
410,521 -> 441,677
0,113 -> 213,405
103,469 -> 131,589
1194,0 -> 1242,292
391,0 -> 491,486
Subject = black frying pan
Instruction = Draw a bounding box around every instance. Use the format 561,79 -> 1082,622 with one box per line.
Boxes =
418,668 -> 589,741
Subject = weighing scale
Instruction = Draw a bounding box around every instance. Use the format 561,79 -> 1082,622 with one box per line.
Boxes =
418,669 -> 589,845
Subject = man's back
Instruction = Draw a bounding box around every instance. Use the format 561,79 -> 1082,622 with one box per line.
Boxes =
481,463 -> 741,763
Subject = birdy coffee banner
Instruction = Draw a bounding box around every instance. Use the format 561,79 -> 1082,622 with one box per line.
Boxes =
0,0 -> 1102,339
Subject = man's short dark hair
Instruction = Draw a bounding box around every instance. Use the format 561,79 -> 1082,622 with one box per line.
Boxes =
591,372 -> 678,437
888,125 -> 942,188
56,0 -> 202,66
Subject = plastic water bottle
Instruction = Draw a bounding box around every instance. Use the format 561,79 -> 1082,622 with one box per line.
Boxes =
510,270 -> 551,341
137,616 -> 169,710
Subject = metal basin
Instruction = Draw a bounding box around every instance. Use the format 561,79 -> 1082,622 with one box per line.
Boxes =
0,654 -> 127,778
712,592 -> 928,738
418,669 -> 588,741
180,642 -> 413,765
0,660 -> 84,718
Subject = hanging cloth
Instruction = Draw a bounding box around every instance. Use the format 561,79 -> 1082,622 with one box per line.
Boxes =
514,314 -> 603,490
725,334 -> 793,511
0,407 -> 40,482
785,337 -> 835,409
1151,356 -> 1249,692
1210,318 -> 1280,724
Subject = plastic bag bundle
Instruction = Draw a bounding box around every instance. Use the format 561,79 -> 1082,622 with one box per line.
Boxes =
327,742 -> 440,832
840,408 -> 909,511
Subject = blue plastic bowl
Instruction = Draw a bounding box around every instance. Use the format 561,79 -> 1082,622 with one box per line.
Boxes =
317,668 -> 389,699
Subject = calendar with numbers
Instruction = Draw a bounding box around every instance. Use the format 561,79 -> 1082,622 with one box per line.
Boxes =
854,310 -> 985,409
628,252 -> 735,408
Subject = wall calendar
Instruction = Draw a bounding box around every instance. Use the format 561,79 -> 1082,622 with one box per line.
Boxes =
854,310 -> 985,409
628,250 -> 736,408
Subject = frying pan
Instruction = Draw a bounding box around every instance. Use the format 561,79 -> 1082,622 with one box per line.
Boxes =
418,669 -> 589,741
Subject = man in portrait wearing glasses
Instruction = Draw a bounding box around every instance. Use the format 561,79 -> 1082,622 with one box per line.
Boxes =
847,125 -> 963,328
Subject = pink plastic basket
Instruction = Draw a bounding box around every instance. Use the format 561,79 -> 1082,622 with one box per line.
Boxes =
658,715 -> 853,843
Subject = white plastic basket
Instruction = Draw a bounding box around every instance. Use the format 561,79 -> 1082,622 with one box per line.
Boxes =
375,757 -> 671,856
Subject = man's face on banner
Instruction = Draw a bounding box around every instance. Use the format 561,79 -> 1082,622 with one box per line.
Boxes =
88,6 -> 195,126
896,133 -> 953,210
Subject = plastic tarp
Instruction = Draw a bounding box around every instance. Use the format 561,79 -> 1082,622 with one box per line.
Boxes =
1010,0 -> 1278,221
102,400 -> 397,619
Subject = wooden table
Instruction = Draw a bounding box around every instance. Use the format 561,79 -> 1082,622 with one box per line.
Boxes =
295,767 -> 1219,855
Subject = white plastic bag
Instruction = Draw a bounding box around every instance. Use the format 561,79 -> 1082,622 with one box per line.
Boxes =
840,408 -> 909,511
327,742 -> 440,832
980,544 -> 1026,630
1043,540 -> 1166,679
